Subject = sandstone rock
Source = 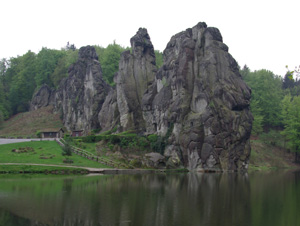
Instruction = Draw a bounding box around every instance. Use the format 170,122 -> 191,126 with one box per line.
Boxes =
30,84 -> 54,111
115,28 -> 157,131
31,22 -> 252,171
142,22 -> 252,171
144,152 -> 166,168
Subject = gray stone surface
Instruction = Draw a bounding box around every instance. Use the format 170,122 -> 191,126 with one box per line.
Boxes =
30,22 -> 252,171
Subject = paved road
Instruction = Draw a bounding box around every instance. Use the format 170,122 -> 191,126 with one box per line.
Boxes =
0,138 -> 56,145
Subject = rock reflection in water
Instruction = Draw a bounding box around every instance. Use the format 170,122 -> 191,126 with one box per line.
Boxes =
0,171 -> 299,226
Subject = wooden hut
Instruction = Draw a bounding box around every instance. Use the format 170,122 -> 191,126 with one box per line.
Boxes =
71,130 -> 84,137
40,128 -> 64,138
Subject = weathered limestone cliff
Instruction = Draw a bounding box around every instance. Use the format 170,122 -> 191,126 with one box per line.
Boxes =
31,22 -> 252,171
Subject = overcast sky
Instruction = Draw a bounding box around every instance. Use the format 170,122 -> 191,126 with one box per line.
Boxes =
1,0 -> 299,76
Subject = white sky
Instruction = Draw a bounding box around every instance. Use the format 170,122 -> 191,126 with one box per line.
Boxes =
1,0 -> 299,76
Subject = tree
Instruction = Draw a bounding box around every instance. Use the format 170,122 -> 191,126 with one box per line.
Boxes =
250,100 -> 264,135
64,42 -> 76,51
35,48 -> 65,87
243,69 -> 283,128
240,64 -> 250,80
281,95 -> 300,163
62,141 -> 72,156
154,50 -> 163,69
7,51 -> 37,114
50,49 -> 78,87
99,42 -> 126,85
282,72 -> 295,90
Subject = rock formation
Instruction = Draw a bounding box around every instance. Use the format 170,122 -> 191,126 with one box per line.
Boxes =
31,22 -> 253,171
30,84 -> 54,111
142,22 -> 252,171
54,46 -> 111,132
114,28 -> 157,131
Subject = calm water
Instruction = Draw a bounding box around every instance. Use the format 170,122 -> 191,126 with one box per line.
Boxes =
0,171 -> 299,226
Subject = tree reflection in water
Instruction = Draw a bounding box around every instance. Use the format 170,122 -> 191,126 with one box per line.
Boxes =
0,171 -> 298,226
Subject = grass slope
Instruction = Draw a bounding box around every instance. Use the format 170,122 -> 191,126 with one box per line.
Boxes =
0,141 -> 111,169
0,106 -> 63,138
249,138 -> 299,171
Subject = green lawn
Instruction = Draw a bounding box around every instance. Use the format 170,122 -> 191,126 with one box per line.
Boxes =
0,165 -> 89,174
0,141 -> 111,168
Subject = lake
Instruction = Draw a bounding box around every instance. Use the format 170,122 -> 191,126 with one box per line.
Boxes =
0,171 -> 299,226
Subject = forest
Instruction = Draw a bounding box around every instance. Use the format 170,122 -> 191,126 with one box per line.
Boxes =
0,43 -> 299,162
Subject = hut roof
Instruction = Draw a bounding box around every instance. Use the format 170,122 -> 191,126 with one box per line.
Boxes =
41,128 -> 64,133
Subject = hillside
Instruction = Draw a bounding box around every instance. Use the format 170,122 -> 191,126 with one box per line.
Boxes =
249,136 -> 299,171
0,106 -> 63,138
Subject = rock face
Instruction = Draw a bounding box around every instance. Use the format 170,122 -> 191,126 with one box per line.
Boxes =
55,46 -> 110,132
142,22 -> 252,171
31,46 -> 110,132
30,84 -> 54,111
115,28 -> 157,131
31,22 -> 252,171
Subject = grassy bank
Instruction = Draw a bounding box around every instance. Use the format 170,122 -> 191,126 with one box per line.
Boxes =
0,141 -> 111,169
0,165 -> 89,174
0,106 -> 63,138
249,132 -> 299,171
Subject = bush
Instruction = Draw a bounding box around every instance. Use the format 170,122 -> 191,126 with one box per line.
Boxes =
138,137 -> 149,149
150,136 -> 165,154
64,133 -> 70,140
147,134 -> 158,143
109,135 -> 121,144
83,135 -> 96,143
36,130 -> 41,138
62,142 -> 72,156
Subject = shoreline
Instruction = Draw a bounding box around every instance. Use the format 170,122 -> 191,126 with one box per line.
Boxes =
0,163 -> 298,175
0,163 -> 188,175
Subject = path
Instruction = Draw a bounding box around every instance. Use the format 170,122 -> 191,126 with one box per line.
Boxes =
0,138 -> 56,145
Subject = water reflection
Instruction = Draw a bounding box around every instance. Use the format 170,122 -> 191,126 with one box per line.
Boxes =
0,171 -> 299,226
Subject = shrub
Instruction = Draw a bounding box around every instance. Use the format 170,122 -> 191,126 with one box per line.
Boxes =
83,135 -> 96,143
109,135 -> 121,144
36,130 -> 41,138
64,133 -> 70,140
62,142 -> 72,156
137,137 -> 149,148
147,134 -> 158,143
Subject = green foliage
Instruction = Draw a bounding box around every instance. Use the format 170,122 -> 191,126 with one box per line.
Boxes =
147,123 -> 174,155
281,95 -> 300,153
0,47 -> 79,118
155,50 -> 163,68
62,142 -> 72,156
36,130 -> 41,138
242,68 -> 283,128
0,141 -> 110,168
0,41 -> 129,119
95,42 -> 128,85
250,100 -> 264,135
259,130 -> 285,148
149,135 -> 165,154
35,48 -> 65,87
7,51 -> 37,114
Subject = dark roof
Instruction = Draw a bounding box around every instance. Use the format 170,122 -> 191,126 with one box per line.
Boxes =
41,128 -> 64,133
